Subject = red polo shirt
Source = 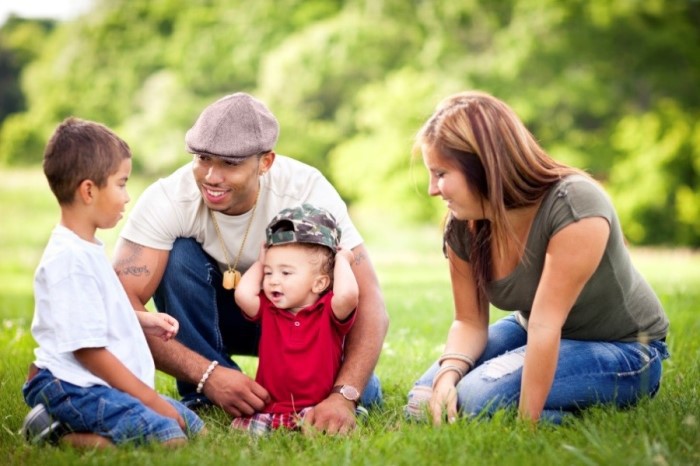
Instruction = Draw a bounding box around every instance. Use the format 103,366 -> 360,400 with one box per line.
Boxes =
249,292 -> 356,414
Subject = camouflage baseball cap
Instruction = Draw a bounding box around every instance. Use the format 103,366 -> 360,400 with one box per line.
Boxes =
265,204 -> 341,251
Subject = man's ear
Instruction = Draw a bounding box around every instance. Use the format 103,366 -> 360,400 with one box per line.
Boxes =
77,179 -> 95,204
258,151 -> 276,176
312,274 -> 331,294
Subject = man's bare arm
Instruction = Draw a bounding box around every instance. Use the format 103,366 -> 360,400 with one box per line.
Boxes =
113,238 -> 205,381
335,243 -> 388,390
303,243 -> 389,434
112,237 -> 269,417
113,237 -> 167,312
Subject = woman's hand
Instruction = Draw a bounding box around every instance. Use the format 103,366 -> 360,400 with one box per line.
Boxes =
429,376 -> 459,426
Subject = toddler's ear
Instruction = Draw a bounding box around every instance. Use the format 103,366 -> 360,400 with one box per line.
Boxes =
312,275 -> 331,294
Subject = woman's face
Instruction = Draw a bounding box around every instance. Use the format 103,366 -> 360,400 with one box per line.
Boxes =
422,143 -> 487,221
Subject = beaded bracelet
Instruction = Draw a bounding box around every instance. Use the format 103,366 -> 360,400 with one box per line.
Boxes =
196,360 -> 219,394
432,364 -> 465,389
438,352 -> 476,370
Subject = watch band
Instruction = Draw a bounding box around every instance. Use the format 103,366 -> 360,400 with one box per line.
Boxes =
331,384 -> 360,403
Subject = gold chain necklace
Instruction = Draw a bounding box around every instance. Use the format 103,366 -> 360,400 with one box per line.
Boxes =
209,189 -> 259,290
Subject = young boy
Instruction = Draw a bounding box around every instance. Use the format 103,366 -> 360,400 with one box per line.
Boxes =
232,204 -> 361,434
20,117 -> 204,448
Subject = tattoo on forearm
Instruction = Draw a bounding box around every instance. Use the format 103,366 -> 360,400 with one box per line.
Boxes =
119,265 -> 151,277
352,251 -> 366,266
114,240 -> 151,277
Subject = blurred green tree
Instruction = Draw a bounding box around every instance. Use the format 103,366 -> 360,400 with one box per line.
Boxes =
0,0 -> 697,244
258,5 -> 421,172
0,16 -> 55,125
609,100 -> 700,246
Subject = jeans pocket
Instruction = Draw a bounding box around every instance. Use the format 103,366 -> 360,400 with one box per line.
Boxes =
650,340 -> 670,360
614,343 -> 654,377
41,380 -> 89,431
610,342 -> 663,402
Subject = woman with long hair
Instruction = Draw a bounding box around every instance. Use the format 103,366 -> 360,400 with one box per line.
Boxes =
406,91 -> 669,424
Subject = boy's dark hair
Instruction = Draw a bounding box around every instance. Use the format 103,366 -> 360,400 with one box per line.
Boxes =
43,117 -> 131,205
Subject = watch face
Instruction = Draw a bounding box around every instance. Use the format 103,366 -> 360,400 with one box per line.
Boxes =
340,385 -> 360,401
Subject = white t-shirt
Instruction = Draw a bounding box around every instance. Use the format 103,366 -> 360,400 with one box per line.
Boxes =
32,225 -> 155,388
120,155 -> 363,274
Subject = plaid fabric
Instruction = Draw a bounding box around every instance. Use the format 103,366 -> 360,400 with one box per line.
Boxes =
231,406 -> 369,435
231,407 -> 312,435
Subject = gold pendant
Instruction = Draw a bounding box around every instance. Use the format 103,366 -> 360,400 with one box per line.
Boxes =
223,269 -> 241,290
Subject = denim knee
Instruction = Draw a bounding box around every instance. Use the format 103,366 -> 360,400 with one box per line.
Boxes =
360,373 -> 383,408
455,350 -> 524,417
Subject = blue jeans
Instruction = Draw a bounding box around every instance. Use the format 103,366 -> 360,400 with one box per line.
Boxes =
407,314 -> 669,423
23,368 -> 204,445
154,238 -> 383,407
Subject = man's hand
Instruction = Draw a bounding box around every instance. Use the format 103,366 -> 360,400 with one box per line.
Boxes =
137,311 -> 179,341
203,365 -> 270,418
301,394 -> 357,436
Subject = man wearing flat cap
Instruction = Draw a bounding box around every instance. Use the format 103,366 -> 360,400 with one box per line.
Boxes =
113,93 -> 387,435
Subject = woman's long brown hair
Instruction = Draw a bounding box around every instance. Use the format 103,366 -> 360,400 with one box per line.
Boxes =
415,91 -> 586,299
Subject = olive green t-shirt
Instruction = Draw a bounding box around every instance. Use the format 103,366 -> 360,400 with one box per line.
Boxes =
444,175 -> 668,342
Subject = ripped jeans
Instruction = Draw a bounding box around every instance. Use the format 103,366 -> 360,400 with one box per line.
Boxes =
406,314 -> 670,424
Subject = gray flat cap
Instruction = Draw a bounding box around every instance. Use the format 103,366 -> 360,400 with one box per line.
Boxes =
185,92 -> 279,160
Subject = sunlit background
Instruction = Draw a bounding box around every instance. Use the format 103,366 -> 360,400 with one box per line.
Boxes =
1,5 -> 699,464
0,0 -> 92,24
1,0 -> 698,245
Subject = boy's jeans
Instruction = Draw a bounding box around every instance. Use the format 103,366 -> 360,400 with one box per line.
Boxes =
154,238 -> 382,407
23,368 -> 204,445
407,314 -> 669,423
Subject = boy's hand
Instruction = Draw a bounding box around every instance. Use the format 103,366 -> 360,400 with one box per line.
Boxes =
137,311 -> 179,341
148,395 -> 187,430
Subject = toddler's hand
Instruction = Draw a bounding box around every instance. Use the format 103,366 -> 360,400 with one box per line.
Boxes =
258,242 -> 267,261
336,248 -> 355,265
137,311 -> 179,341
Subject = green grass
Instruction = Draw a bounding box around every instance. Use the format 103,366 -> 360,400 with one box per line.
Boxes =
1,168 -> 699,465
